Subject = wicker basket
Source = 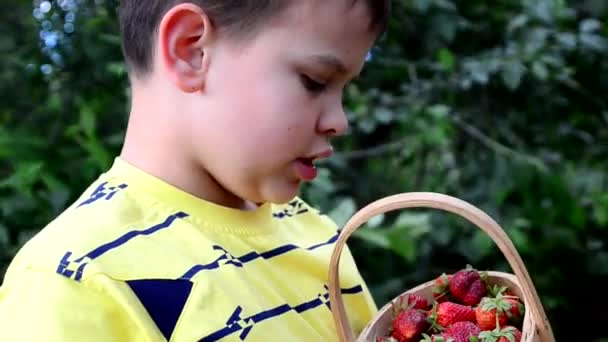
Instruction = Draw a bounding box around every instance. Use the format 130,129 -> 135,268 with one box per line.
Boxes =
328,192 -> 555,342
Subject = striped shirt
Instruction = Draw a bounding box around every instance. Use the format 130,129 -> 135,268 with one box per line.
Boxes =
0,157 -> 377,341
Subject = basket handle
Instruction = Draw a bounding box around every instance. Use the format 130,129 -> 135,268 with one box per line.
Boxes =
328,192 -> 555,342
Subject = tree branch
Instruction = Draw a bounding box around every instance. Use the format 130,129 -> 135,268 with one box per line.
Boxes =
451,114 -> 549,172
334,137 -> 411,160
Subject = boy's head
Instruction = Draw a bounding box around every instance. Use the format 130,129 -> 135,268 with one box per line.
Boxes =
118,1 -> 390,207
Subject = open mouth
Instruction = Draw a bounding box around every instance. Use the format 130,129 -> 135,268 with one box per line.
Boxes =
298,157 -> 314,166
294,157 -> 318,181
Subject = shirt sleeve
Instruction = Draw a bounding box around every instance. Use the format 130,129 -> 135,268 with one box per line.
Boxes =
0,267 -> 158,341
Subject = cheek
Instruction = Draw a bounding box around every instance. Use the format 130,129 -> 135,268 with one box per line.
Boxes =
228,66 -> 314,140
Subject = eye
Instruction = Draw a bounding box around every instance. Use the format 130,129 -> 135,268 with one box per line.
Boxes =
300,74 -> 327,93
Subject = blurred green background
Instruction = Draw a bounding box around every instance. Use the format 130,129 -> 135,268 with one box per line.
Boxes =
1,0 -> 607,340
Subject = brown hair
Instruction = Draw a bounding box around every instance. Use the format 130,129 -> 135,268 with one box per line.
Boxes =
118,0 -> 390,78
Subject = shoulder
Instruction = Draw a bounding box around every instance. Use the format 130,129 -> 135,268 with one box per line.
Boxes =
5,174 -> 194,283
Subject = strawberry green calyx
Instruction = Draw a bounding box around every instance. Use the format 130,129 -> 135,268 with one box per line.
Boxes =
486,284 -> 507,298
427,302 -> 444,333
433,273 -> 451,301
480,296 -> 511,315
478,270 -> 489,283
478,326 -> 521,342
421,333 -> 454,342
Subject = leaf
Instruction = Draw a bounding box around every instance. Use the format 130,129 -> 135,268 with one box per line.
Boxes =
358,118 -> 376,134
464,60 -> 489,85
524,28 -> 550,54
507,14 -> 529,34
374,107 -> 393,124
386,226 -> 417,262
556,32 -> 577,50
367,214 -> 385,228
413,0 -> 433,13
0,162 -> 44,198
106,62 -> 126,77
431,13 -> 459,43
327,197 -> 357,229
580,18 -> 602,33
428,104 -> 450,119
434,0 -> 457,11
593,193 -> 608,227
579,33 -> 608,51
437,48 -> 455,72
501,61 -> 526,91
79,103 -> 96,138
531,60 -> 549,80
353,228 -> 391,249
394,212 -> 432,238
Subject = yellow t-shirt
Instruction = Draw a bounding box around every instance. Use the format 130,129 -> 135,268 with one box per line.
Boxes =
0,157 -> 377,341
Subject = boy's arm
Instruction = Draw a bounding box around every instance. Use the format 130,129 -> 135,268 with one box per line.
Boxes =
0,267 -> 158,341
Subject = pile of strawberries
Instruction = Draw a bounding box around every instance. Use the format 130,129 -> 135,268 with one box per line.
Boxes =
376,265 -> 525,342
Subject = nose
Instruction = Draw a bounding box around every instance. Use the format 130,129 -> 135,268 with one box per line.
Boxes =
317,101 -> 349,137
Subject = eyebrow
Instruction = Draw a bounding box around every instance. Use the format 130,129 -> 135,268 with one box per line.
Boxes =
312,54 -> 348,74
311,54 -> 362,82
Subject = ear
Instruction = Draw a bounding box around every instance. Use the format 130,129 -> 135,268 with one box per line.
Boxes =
157,3 -> 213,93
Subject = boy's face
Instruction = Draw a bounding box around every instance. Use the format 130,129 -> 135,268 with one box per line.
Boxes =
172,0 -> 379,205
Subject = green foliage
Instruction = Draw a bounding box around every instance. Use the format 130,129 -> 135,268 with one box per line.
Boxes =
0,0 -> 606,340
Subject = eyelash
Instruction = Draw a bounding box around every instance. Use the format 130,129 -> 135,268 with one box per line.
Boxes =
300,74 -> 327,94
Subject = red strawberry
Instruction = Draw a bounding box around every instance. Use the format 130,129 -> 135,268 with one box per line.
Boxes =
449,265 -> 487,306
504,297 -> 525,324
394,293 -> 430,312
443,321 -> 481,342
498,326 -> 522,342
429,302 -> 476,331
433,273 -> 452,303
405,294 -> 430,310
475,297 -> 509,331
478,326 -> 522,342
391,309 -> 430,341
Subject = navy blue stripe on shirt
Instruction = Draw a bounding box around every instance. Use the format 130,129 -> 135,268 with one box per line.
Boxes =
77,182 -> 128,207
198,285 -> 363,342
127,279 -> 193,341
272,199 -> 309,219
179,231 -> 340,281
57,212 -> 189,281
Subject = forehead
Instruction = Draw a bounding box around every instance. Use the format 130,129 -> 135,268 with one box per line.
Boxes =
266,0 -> 378,70
278,0 -> 377,39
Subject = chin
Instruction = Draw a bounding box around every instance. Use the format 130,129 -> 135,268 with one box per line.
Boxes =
262,182 -> 301,205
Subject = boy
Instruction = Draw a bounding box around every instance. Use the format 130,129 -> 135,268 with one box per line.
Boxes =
0,0 -> 390,341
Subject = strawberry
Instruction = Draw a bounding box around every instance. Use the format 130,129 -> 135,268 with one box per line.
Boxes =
391,309 -> 430,341
475,297 -> 510,331
504,297 -> 524,325
433,273 -> 452,303
405,294 -> 430,310
442,321 -> 481,342
478,326 -> 522,342
449,265 -> 487,306
429,302 -> 476,331
393,293 -> 430,312
485,286 -> 524,324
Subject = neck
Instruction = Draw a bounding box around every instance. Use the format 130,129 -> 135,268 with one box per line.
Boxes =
119,80 -> 255,211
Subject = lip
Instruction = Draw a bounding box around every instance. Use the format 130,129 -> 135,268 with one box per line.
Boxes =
292,147 -> 333,181
307,148 -> 333,161
294,158 -> 318,181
